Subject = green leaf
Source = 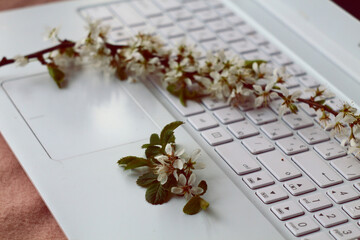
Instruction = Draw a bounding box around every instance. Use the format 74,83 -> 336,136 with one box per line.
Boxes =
117,156 -> 150,170
136,172 -> 158,188
183,196 -> 209,215
198,180 -> 208,196
47,64 -> 65,88
159,121 -> 184,147
244,60 -> 267,68
145,182 -> 170,205
142,134 -> 161,149
145,146 -> 162,159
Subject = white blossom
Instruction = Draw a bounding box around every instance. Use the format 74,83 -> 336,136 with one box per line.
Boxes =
13,55 -> 29,67
253,80 -> 277,107
44,26 -> 60,42
171,173 -> 204,201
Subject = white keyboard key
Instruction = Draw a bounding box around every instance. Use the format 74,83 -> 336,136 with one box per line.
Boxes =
196,9 -> 219,22
299,193 -> 333,212
190,28 -> 217,42
286,63 -> 306,76
257,150 -> 302,181
272,53 -> 293,66
201,38 -> 228,52
101,18 -> 123,30
201,127 -> 233,146
228,120 -> 259,139
256,185 -> 288,204
327,185 -> 360,204
259,43 -> 280,55
215,141 -> 261,175
184,1 -> 208,12
242,135 -> 275,154
292,152 -> 343,188
246,108 -> 277,125
276,136 -> 309,155
298,75 -> 320,88
331,155 -> 360,180
131,24 -> 155,35
283,77 -> 300,89
201,97 -> 229,110
330,223 -> 360,240
188,113 -> 218,131
213,107 -> 245,124
230,39 -> 257,53
301,232 -> 333,240
299,103 -> 317,117
160,25 -> 185,38
219,30 -> 244,43
81,6 -> 113,20
111,4 -> 145,27
225,15 -> 244,25
132,1 -> 162,17
242,51 -> 271,62
216,6 -> 233,16
284,178 -> 316,196
237,23 -> 256,34
343,200 -> 360,219
237,97 -> 255,111
151,15 -> 174,28
247,33 -> 268,45
285,216 -> 320,237
167,8 -> 193,21
153,0 -> 181,10
355,182 -> 360,192
314,141 -> 347,160
207,19 -> 231,32
314,208 -> 348,228
298,126 -> 330,144
326,98 -> 343,112
271,201 -> 304,220
243,171 -> 274,189
283,112 -> 314,130
261,121 -> 292,140
269,99 -> 290,115
178,18 -> 205,31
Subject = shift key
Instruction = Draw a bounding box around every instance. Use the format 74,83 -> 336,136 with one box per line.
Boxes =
292,152 -> 343,188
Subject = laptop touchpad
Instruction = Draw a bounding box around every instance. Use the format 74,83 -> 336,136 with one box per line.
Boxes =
2,70 -> 159,160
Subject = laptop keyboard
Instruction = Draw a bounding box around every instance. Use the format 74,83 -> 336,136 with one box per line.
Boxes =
79,0 -> 360,239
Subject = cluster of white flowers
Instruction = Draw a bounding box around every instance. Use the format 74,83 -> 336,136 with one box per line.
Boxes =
154,143 -> 205,201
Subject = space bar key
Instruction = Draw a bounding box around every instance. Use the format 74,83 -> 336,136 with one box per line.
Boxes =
215,142 -> 261,175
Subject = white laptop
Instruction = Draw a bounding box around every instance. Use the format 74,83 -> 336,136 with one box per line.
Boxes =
1,0 -> 360,239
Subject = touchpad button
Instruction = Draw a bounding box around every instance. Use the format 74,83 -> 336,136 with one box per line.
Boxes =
2,70 -> 159,160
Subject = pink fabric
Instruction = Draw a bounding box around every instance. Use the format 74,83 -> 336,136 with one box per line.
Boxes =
0,134 -> 67,240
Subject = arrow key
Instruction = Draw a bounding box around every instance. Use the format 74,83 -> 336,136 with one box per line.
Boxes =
256,185 -> 288,204
284,178 -> 316,196
243,171 -> 275,189
327,185 -> 360,204
271,201 -> 304,220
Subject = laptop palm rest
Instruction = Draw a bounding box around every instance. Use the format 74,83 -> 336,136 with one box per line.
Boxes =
2,69 -> 159,160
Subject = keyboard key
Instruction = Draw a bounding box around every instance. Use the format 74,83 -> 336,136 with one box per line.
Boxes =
201,38 -> 228,52
213,107 -> 245,124
219,30 -> 244,43
259,43 -> 280,55
168,8 -> 193,21
207,19 -> 231,32
261,121 -> 293,140
159,25 -> 185,38
257,150 -> 302,181
269,99 -> 290,115
272,53 -> 293,66
283,77 -> 300,89
299,103 -> 317,117
215,141 -> 261,175
230,39 -> 257,53
285,216 -> 320,237
314,208 -> 348,228
283,112 -> 314,130
237,23 -> 256,34
286,63 -> 306,76
184,1 -> 208,12
314,141 -> 347,160
227,120 -> 259,139
201,97 -> 229,110
246,108 -> 277,125
111,4 -> 145,27
343,200 -> 360,219
153,0 -> 181,11
188,113 -> 218,131
132,1 -> 162,17
190,28 -> 217,42
216,6 -> 233,16
327,185 -> 360,204
271,201 -> 304,220
101,17 -> 123,30
196,9 -> 219,22
284,178 -> 316,196
225,15 -> 244,25
276,136 -> 309,155
242,135 -> 275,154
256,185 -> 288,204
330,223 -> 360,240
330,155 -> 360,180
178,18 -> 205,31
292,152 -> 343,188
298,126 -> 330,144
247,33 -> 268,45
299,193 -> 333,212
150,15 -> 174,28
326,98 -> 343,112
301,232 -> 333,240
243,171 -> 274,189
298,75 -> 320,88
355,182 -> 360,192
201,127 -> 233,146
242,51 -> 271,62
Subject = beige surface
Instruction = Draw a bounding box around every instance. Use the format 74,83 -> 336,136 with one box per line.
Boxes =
0,2 -> 68,240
